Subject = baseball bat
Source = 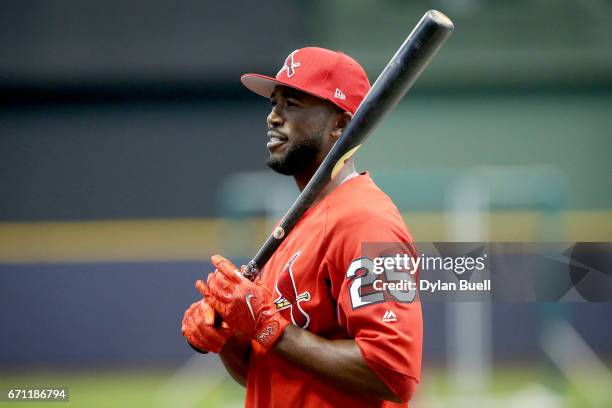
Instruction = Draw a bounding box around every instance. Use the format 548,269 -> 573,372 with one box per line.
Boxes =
193,10 -> 454,352
242,10 -> 454,280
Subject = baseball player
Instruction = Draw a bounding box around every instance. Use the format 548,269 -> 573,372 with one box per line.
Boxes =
182,47 -> 422,407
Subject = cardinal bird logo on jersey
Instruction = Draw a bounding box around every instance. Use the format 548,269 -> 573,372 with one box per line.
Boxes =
274,251 -> 311,329
277,50 -> 301,78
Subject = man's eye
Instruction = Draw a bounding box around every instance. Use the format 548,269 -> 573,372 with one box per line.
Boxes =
287,100 -> 299,107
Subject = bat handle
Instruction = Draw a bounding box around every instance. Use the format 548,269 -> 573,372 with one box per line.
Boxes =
213,312 -> 223,328
189,310 -> 223,354
195,261 -> 258,355
243,260 -> 261,281
190,295 -> 223,354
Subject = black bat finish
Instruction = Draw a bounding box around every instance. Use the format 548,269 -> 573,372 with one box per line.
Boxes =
244,10 -> 454,280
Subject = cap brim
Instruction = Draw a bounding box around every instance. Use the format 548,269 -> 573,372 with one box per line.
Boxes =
240,74 -> 283,98
241,73 -> 351,113
241,73 -> 328,102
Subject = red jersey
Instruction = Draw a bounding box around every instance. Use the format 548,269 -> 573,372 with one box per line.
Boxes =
245,173 -> 423,407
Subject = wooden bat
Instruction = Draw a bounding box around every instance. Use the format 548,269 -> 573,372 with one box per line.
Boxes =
242,10 -> 454,280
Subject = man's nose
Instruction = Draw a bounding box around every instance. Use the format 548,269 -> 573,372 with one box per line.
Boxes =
267,106 -> 284,128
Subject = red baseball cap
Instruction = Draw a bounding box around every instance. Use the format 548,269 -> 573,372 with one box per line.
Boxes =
241,47 -> 370,114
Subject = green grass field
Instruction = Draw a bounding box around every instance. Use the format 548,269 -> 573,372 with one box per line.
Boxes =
1,366 -> 610,407
0,370 -> 244,408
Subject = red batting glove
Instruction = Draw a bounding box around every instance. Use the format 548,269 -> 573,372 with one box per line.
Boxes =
181,298 -> 232,353
197,255 -> 290,350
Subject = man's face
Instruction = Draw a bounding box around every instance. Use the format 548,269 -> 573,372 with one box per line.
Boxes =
266,86 -> 340,176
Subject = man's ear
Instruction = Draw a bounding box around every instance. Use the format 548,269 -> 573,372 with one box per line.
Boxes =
330,111 -> 352,140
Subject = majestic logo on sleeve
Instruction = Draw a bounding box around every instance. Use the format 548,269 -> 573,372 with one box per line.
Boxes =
273,251 -> 311,328
277,50 -> 301,78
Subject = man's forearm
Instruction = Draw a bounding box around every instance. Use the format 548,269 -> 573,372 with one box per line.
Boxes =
272,325 -> 402,403
219,334 -> 252,387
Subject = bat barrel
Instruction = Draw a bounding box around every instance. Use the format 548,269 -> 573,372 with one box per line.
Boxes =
348,10 -> 454,146
244,11 -> 454,280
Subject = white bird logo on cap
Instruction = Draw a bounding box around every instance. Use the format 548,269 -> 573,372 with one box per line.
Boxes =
277,50 -> 301,78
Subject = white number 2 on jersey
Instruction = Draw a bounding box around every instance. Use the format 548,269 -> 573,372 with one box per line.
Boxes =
345,256 -> 416,309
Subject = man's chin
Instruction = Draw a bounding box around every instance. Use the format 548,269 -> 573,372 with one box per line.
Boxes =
267,158 -> 295,176
266,142 -> 321,176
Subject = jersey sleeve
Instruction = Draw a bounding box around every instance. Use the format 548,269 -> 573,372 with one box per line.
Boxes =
323,209 -> 423,403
